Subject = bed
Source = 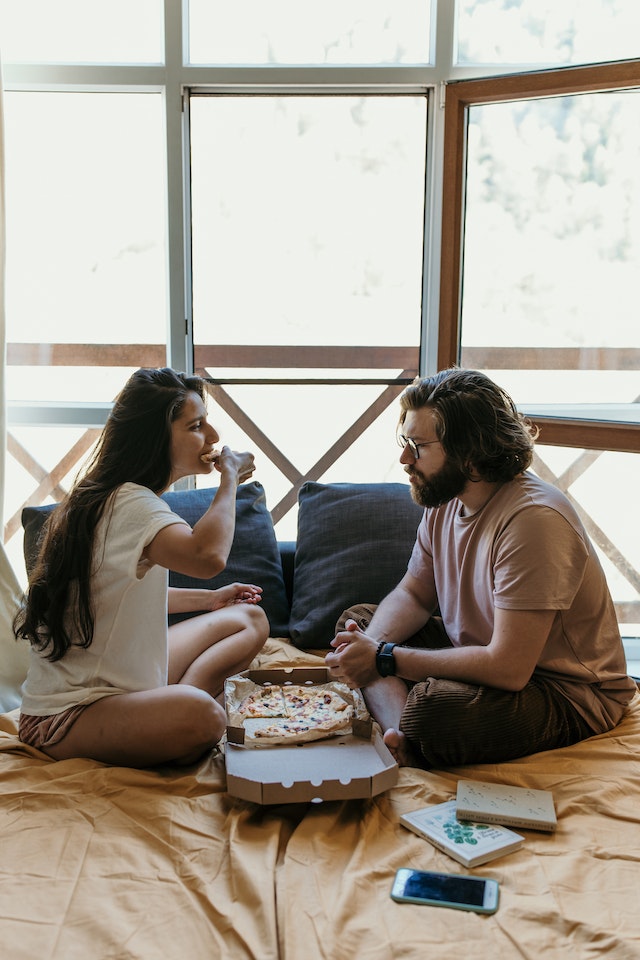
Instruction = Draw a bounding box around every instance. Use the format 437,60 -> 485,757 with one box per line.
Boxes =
2,482 -> 639,958
2,635 -> 640,959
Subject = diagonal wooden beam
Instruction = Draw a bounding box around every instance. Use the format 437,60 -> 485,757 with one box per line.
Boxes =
532,451 -> 640,594
4,429 -> 101,543
201,381 -> 302,484
270,376 -> 411,523
7,433 -> 68,501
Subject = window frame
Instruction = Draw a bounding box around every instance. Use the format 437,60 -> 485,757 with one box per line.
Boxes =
438,57 -> 640,453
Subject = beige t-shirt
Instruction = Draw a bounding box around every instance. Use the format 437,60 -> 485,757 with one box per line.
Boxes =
21,483 -> 188,716
407,472 -> 635,732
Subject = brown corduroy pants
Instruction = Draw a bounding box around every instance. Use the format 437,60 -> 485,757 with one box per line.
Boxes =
337,604 -> 594,769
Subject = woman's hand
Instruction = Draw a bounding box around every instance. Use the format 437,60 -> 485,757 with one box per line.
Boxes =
208,582 -> 263,610
215,447 -> 256,484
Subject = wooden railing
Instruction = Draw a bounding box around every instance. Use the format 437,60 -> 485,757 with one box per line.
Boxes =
5,341 -> 639,623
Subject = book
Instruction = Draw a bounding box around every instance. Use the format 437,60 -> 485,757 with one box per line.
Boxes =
455,779 -> 557,833
400,799 -> 525,868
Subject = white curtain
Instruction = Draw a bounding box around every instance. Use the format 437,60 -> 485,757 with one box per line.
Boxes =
0,46 -> 6,512
0,48 -> 29,712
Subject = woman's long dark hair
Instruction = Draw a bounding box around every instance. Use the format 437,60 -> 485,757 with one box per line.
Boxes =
14,368 -> 206,661
399,368 -> 538,482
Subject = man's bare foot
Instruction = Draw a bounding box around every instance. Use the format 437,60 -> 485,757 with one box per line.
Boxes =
383,728 -> 418,767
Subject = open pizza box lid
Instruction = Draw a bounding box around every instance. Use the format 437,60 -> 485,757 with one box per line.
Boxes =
224,667 -> 399,804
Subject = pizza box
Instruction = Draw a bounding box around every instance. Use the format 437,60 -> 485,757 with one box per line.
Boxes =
224,666 -> 399,804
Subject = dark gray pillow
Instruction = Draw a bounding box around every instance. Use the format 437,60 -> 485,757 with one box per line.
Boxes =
289,482 -> 424,649
164,483 -> 290,636
22,481 -> 290,638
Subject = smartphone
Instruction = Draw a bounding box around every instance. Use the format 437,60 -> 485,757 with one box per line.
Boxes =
390,868 -> 499,914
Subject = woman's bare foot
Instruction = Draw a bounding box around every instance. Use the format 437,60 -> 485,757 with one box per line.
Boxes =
383,728 -> 418,767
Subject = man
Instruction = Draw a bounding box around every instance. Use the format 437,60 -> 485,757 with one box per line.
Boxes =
325,368 -> 636,768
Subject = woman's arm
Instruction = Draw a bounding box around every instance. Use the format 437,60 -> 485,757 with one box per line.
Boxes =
144,447 -> 254,579
168,583 -> 263,614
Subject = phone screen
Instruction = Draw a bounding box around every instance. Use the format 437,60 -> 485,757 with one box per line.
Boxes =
391,868 -> 499,913
403,871 -> 486,905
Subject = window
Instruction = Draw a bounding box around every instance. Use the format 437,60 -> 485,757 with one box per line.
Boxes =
1,2 -> 638,651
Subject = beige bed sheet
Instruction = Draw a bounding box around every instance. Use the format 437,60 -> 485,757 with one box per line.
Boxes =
1,638 -> 639,960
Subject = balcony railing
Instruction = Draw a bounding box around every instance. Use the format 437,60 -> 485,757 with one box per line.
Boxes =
5,342 -> 639,627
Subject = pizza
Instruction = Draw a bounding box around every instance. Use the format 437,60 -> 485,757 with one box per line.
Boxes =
235,682 -> 355,744
236,684 -> 287,718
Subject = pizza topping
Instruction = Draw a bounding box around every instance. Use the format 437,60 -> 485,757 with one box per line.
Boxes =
234,681 -> 355,743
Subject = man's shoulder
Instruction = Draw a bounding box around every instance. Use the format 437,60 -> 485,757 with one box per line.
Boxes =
500,473 -> 585,537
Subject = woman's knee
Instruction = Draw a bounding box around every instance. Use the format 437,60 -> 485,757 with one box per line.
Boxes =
181,686 -> 227,750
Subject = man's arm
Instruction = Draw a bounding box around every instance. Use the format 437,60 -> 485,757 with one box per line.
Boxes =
327,602 -> 556,693
354,570 -> 438,644
392,606 -> 556,691
325,570 -> 436,685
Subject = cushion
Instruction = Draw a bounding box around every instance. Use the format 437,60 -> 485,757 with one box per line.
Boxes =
22,481 -> 290,639
164,483 -> 290,637
289,482 -> 424,649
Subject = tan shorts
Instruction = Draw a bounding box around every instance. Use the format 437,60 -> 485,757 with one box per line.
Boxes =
19,703 -> 90,749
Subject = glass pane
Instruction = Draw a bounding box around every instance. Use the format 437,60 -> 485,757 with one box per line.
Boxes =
460,89 -> 640,412
531,445 -> 639,643
4,426 -> 101,587
188,0 -> 432,65
193,385 -> 410,540
4,91 -> 168,405
190,95 -> 426,348
190,94 -> 426,531
456,0 -> 640,67
0,0 -> 164,64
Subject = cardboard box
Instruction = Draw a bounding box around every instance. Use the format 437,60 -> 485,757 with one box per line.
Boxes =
224,667 -> 399,804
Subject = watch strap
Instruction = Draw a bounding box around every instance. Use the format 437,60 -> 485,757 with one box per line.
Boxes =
375,641 -> 397,677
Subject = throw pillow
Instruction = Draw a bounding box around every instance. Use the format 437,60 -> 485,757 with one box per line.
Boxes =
164,483 -> 290,636
289,482 -> 423,649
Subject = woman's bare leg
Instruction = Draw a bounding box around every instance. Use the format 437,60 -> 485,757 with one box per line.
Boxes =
168,604 -> 269,698
42,606 -> 268,768
43,684 -> 226,767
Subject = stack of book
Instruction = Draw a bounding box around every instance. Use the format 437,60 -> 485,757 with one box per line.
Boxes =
400,779 -> 557,868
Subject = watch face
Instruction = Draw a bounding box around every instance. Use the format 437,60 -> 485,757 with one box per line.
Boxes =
377,645 -> 396,677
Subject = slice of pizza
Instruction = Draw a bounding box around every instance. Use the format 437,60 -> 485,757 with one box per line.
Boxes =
237,684 -> 287,719
283,684 -> 353,730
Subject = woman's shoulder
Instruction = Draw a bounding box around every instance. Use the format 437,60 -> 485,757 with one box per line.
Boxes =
112,482 -> 169,515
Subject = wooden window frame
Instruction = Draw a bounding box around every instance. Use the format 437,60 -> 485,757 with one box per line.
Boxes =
438,59 -> 640,453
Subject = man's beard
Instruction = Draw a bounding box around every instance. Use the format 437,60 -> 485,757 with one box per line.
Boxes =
408,460 -> 468,508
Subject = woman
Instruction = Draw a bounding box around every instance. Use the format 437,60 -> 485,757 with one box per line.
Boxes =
14,367 -> 269,767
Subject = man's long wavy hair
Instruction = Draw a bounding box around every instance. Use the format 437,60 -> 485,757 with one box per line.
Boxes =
399,368 -> 538,482
14,367 -> 206,662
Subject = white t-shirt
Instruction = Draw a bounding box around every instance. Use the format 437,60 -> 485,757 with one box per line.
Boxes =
407,472 -> 636,732
21,483 -> 189,716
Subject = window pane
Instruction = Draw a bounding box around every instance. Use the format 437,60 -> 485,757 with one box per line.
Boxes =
0,0 -> 163,64
188,0 -> 432,65
460,89 -> 640,412
190,94 -> 426,531
531,445 -> 639,642
456,0 -> 640,67
190,95 -> 426,348
4,91 -> 168,404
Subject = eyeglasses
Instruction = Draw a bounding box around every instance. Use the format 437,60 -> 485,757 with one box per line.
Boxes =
397,434 -> 440,461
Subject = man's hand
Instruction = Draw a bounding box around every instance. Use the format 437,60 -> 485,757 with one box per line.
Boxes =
325,620 -> 380,689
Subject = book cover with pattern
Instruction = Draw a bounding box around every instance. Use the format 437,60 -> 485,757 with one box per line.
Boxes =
400,799 -> 525,867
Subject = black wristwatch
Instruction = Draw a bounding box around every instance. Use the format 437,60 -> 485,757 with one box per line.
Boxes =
375,641 -> 397,677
